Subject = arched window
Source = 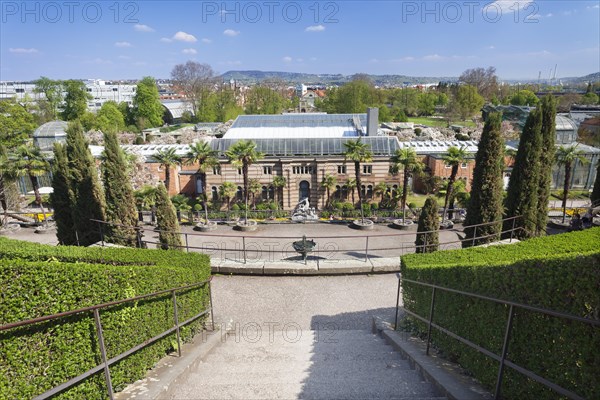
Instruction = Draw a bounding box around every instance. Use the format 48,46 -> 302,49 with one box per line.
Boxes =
236,186 -> 243,201
211,186 -> 218,201
268,185 -> 275,201
367,185 -> 373,199
299,181 -> 310,201
261,186 -> 268,201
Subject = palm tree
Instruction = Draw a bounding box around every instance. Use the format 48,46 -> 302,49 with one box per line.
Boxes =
374,182 -> 389,205
272,175 -> 286,209
225,140 -> 264,223
153,147 -> 182,192
343,138 -> 373,221
391,148 -> 424,223
219,181 -> 237,211
186,141 -> 218,224
344,178 -> 356,204
441,146 -> 467,223
249,179 -> 262,209
3,145 -> 50,226
555,145 -> 589,223
320,174 -> 337,209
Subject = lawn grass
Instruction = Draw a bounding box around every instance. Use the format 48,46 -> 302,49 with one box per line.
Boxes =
407,117 -> 476,128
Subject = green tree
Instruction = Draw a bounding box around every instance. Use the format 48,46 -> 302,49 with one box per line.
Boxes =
452,85 -> 485,120
186,141 -> 218,223
272,175 -> 287,209
66,121 -> 107,246
62,80 -> 91,121
153,148 -> 182,193
591,160 -> 600,207
509,89 -> 539,106
503,108 -> 543,238
320,174 -> 337,209
0,100 -> 37,148
415,197 -> 439,253
249,179 -> 262,208
391,148 -> 424,223
343,138 -> 373,222
50,143 -> 76,245
215,87 -> 244,122
170,61 -> 215,118
225,140 -> 264,222
536,95 -> 557,235
0,146 -> 19,227
33,76 -> 63,120
154,182 -> 184,250
463,112 -> 504,247
441,146 -> 468,222
219,181 -> 237,211
101,130 -> 139,246
96,101 -> 126,133
244,86 -> 287,114
133,77 -> 164,128
458,67 -> 498,100
374,182 -> 389,205
555,145 -> 589,223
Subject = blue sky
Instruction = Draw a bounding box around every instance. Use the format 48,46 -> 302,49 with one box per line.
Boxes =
1,1 -> 599,81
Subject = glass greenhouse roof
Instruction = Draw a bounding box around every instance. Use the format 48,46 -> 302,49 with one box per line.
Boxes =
32,120 -> 68,138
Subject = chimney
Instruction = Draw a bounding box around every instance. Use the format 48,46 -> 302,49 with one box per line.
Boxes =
367,107 -> 379,136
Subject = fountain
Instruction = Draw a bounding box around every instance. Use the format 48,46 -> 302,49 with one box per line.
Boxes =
292,235 -> 316,263
291,198 -> 319,223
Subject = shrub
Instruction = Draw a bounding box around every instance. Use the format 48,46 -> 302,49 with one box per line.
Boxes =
0,237 -> 211,399
401,228 -> 600,400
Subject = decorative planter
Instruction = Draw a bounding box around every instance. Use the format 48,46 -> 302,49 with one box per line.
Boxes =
0,223 -> 21,235
351,219 -> 374,230
193,221 -> 217,232
391,219 -> 414,230
34,226 -> 52,234
235,220 -> 258,232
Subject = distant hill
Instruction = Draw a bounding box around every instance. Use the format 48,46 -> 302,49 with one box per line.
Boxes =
220,70 -> 457,86
560,72 -> 600,84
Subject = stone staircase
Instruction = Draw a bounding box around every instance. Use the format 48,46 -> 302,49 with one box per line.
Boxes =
168,329 -> 446,400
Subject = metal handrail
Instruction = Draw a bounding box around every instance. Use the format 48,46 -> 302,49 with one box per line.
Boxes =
1,278 -> 215,400
394,277 -> 599,400
90,216 -> 525,263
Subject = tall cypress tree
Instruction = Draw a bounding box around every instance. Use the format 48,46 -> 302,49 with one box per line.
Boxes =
463,112 -> 505,247
66,121 -> 106,246
101,131 -> 138,246
415,197 -> 439,253
50,143 -> 77,245
536,95 -> 557,236
155,182 -> 184,251
503,108 -> 543,239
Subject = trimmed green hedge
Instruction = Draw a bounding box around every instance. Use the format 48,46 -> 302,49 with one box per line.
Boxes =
0,237 -> 211,399
401,228 -> 600,400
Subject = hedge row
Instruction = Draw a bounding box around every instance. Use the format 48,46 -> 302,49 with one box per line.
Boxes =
0,237 -> 211,399
400,228 -> 600,400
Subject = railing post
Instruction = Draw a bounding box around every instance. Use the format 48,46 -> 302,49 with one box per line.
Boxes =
172,291 -> 182,357
185,233 -> 189,253
425,287 -> 437,356
93,309 -> 114,400
208,280 -> 215,330
494,305 -> 515,400
242,236 -> 247,264
510,217 -> 516,243
99,221 -> 105,247
472,225 -> 477,247
365,236 -> 369,263
394,277 -> 402,329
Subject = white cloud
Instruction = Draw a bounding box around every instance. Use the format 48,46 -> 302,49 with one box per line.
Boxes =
369,58 -> 379,63
118,55 -> 132,60
297,58 -> 304,62
587,4 -> 599,9
310,57 -> 317,61
282,56 -> 293,63
173,31 -> 197,42
115,41 -> 132,48
9,47 -> 39,54
488,1 -> 533,13
223,29 -> 240,37
202,38 -> 212,44
160,37 -> 173,43
305,25 -> 325,32
528,50 -> 552,57
134,24 -> 154,32
182,48 -> 197,55
86,58 -> 112,65
487,45 -> 496,49
545,13 -> 553,17
423,54 -> 443,61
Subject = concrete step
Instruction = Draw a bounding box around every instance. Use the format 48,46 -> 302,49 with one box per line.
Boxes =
223,329 -> 386,345
188,359 -> 415,379
171,380 -> 442,399
205,348 -> 406,363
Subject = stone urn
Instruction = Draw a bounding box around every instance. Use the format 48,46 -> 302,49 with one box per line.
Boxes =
194,220 -> 217,232
392,219 -> 414,230
235,219 -> 258,232
352,219 -> 374,230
